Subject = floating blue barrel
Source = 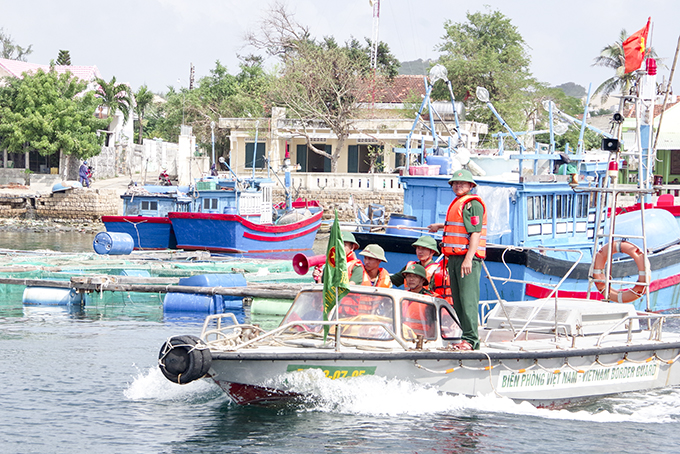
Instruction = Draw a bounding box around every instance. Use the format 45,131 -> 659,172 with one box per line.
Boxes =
386,214 -> 420,237
163,274 -> 247,320
93,232 -> 135,255
22,287 -> 89,306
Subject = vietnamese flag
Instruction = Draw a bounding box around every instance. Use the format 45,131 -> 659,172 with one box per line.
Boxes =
623,17 -> 651,73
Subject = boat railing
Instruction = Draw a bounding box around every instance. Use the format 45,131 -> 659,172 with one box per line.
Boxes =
595,313 -> 680,347
200,314 -> 412,352
482,244 -> 584,342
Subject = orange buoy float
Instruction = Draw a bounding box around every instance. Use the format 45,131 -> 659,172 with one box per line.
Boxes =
592,240 -> 650,303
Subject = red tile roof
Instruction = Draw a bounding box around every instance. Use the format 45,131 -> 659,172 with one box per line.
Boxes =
0,58 -> 102,82
358,75 -> 427,103
623,96 -> 680,118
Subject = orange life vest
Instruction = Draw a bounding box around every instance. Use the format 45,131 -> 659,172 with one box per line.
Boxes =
363,267 -> 391,288
346,251 -> 365,284
432,258 -> 454,306
441,194 -> 487,258
403,260 -> 439,291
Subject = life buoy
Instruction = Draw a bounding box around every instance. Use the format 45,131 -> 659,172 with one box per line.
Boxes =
592,240 -> 650,303
158,335 -> 212,384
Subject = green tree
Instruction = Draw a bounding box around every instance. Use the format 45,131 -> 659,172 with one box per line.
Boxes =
0,68 -> 107,166
133,85 -> 154,144
592,29 -> 659,104
0,27 -> 32,61
147,58 -> 272,158
532,86 -> 601,152
95,76 -> 132,123
56,50 -> 71,66
435,8 -> 537,135
246,2 -> 400,171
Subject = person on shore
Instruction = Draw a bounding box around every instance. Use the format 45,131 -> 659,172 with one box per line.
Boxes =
390,235 -> 439,289
428,169 -> 486,351
79,161 -> 90,188
313,231 -> 366,285
359,244 -> 392,288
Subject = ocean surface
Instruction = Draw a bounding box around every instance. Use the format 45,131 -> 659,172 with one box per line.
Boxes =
2,231 -> 680,453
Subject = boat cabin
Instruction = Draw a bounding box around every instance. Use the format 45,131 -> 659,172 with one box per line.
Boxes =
192,177 -> 274,224
280,285 -> 463,347
122,186 -> 192,217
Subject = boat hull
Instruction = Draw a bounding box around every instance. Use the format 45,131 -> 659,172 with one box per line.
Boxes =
102,215 -> 177,250
207,344 -> 680,407
168,211 -> 323,257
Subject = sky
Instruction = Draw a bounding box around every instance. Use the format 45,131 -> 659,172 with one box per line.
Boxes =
2,0 -> 679,97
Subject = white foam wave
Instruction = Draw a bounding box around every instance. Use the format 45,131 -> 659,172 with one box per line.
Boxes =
124,366 -> 220,401
277,370 -> 680,423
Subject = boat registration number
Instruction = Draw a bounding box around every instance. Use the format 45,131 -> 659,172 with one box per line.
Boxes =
287,364 -> 377,379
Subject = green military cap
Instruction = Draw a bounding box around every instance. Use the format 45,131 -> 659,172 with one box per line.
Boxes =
403,263 -> 428,285
359,244 -> 387,262
341,231 -> 360,249
411,235 -> 439,254
448,168 -> 476,186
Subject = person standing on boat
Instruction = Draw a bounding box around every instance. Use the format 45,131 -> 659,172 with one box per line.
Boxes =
359,244 -> 392,288
390,235 -> 439,289
427,169 -> 486,351
79,161 -> 90,188
313,231 -> 366,285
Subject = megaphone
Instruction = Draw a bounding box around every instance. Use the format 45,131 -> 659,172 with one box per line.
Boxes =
292,253 -> 326,275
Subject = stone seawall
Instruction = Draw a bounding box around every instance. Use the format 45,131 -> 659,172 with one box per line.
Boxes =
0,189 -> 123,221
274,188 -> 403,222
36,189 -> 122,221
0,186 -> 400,223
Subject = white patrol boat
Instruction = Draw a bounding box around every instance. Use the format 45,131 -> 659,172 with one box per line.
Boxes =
158,283 -> 680,407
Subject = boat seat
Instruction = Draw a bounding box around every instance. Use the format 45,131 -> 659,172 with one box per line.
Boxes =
657,194 -> 675,206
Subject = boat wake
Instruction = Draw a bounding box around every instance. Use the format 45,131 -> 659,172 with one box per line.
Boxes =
272,370 -> 680,423
124,366 -> 222,402
124,366 -> 680,424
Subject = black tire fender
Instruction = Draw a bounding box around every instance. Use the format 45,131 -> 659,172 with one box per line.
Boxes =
158,335 -> 212,384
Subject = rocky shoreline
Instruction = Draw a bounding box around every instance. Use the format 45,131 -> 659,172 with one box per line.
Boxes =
0,218 -> 105,234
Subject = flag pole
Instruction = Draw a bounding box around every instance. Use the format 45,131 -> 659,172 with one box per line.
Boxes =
334,287 -> 340,351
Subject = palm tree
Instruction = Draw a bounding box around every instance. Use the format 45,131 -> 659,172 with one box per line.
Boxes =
95,76 -> 133,146
134,85 -> 154,144
592,29 -> 658,104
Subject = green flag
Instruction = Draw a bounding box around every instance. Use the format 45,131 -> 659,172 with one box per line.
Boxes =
323,210 -> 350,338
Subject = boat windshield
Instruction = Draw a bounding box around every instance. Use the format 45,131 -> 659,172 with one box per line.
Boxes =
282,291 -> 395,340
401,299 -> 437,340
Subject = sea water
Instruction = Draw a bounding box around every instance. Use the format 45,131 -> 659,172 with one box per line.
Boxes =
1,232 -> 680,453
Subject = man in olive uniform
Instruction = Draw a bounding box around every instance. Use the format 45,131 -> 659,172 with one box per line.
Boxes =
427,169 -> 486,350
402,263 -> 435,296
390,235 -> 439,288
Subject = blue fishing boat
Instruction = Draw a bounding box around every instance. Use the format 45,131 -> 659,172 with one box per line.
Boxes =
354,64 -> 680,313
168,178 -> 323,258
102,185 -> 191,249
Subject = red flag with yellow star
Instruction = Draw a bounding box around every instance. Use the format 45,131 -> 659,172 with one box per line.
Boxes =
623,17 -> 651,74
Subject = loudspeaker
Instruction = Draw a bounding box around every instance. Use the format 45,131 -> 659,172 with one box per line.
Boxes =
292,253 -> 326,275
601,138 -> 620,151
